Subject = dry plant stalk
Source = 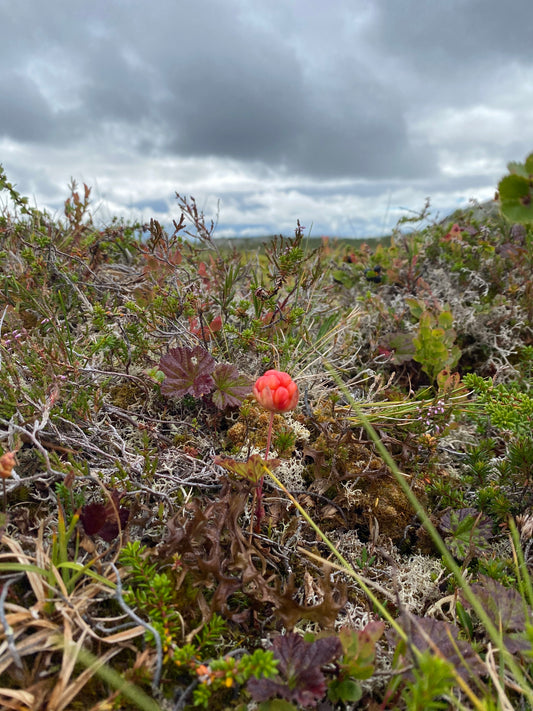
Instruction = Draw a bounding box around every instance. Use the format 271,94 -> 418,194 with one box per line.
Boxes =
0,533 -> 148,710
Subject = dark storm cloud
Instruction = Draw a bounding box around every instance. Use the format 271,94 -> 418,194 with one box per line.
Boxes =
160,63 -> 425,179
130,1 -> 436,178
80,42 -> 155,124
0,71 -> 55,141
367,0 -> 533,103
0,0 -> 437,176
1,0 -> 532,236
372,0 -> 533,66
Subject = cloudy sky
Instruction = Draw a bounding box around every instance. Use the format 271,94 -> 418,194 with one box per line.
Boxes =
1,0 -> 533,238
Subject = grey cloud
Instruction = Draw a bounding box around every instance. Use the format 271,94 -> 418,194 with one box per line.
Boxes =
161,59 -> 306,164
0,71 -> 55,141
372,0 -> 533,63
146,6 -> 433,179
1,0 -> 532,237
368,0 -> 533,104
80,43 -> 148,122
1,0 -> 426,178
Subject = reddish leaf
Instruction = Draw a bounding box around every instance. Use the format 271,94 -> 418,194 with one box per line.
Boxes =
248,633 -> 342,707
465,576 -> 533,654
99,507 -> 130,542
211,363 -> 251,409
189,314 -> 222,341
80,502 -> 107,535
378,331 -> 416,365
158,480 -> 346,629
81,491 -> 129,542
395,614 -> 485,682
159,345 -> 215,398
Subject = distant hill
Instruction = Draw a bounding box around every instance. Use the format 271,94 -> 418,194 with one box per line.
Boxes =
440,198 -> 501,225
212,199 -> 504,254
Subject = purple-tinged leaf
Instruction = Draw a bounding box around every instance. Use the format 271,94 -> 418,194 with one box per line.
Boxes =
81,491 -> 130,542
379,332 -> 415,364
464,576 -> 533,654
248,633 -> 342,707
80,502 -> 108,536
159,345 -> 215,399
99,507 -> 130,542
395,614 -> 485,682
211,363 -> 251,409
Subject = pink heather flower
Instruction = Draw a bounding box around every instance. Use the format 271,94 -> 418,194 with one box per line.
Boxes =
253,369 -> 299,413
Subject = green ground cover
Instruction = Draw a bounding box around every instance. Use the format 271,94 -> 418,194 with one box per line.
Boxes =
0,155 -> 533,710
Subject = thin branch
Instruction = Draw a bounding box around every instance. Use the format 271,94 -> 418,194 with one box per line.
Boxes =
0,575 -> 24,670
108,562 -> 162,692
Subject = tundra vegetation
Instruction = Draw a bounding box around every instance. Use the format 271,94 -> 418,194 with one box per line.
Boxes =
0,152 -> 533,710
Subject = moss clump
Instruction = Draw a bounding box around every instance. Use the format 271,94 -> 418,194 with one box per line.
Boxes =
108,381 -> 146,409
226,406 -> 284,451
346,475 -> 417,542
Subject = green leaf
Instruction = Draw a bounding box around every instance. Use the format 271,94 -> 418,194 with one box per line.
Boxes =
498,173 -> 533,224
328,678 -> 362,704
499,174 -> 530,200
214,453 -> 274,484
506,161 -> 531,179
437,310 -> 454,329
55,561 -> 116,589
332,269 -> 356,288
406,297 -> 427,321
455,600 -> 474,640
525,153 -> 533,174
412,309 -> 460,381
337,622 -> 384,679
507,153 -> 533,177
316,312 -> 341,342
0,562 -> 51,577
440,508 -> 492,560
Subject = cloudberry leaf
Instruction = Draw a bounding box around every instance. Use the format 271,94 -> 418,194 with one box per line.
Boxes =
394,614 -> 485,682
211,363 -> 251,409
81,491 -> 129,542
159,345 -> 215,398
248,633 -> 342,707
440,507 -> 492,560
498,153 -> 533,224
465,576 -> 533,654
